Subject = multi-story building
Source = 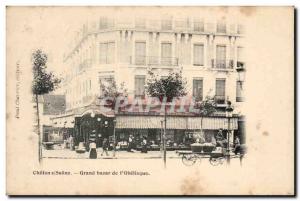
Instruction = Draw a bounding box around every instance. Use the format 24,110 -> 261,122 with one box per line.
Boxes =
51,15 -> 246,150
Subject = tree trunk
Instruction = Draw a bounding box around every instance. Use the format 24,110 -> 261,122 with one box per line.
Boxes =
164,104 -> 167,169
200,116 -> 203,140
35,94 -> 41,163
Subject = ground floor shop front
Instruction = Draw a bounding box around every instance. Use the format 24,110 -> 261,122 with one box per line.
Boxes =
47,111 -> 245,152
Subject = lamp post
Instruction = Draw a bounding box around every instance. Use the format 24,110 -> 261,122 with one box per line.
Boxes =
160,120 -> 164,154
113,119 -> 117,157
236,64 -> 246,89
225,100 -> 233,165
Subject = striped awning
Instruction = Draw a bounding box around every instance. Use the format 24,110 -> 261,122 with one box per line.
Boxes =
116,116 -> 238,130
187,117 -> 238,130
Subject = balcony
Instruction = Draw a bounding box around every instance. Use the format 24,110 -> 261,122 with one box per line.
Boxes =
211,59 -> 234,69
214,95 -> 226,105
236,96 -> 244,102
130,56 -> 179,67
237,61 -> 245,69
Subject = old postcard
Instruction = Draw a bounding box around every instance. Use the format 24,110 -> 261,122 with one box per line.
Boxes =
6,6 -> 294,195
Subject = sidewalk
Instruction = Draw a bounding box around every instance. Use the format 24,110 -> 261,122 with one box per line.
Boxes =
42,148 -> 181,159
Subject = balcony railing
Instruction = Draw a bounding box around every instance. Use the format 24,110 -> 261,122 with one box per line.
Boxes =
67,19 -> 245,59
130,56 -> 179,66
211,59 -> 234,69
214,95 -> 226,104
236,96 -> 244,102
237,61 -> 245,69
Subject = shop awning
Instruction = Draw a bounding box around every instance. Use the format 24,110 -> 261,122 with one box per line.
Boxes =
187,117 -> 238,130
116,116 -> 238,130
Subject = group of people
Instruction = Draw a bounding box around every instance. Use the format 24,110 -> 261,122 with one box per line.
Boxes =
212,129 -> 241,153
125,135 -> 147,153
87,132 -> 149,159
81,129 -> 242,159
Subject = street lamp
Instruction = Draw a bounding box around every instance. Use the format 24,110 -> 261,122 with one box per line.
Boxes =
225,100 -> 233,165
236,64 -> 246,89
112,119 -> 117,157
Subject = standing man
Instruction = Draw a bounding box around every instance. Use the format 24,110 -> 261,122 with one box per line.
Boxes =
101,138 -> 109,156
69,135 -> 74,151
127,135 -> 134,152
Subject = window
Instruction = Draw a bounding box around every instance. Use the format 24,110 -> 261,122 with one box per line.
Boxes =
135,42 -> 146,65
194,20 -> 204,32
215,79 -> 226,104
237,46 -> 244,68
135,18 -> 146,29
99,17 -> 108,29
99,76 -> 114,92
193,79 -> 203,101
161,43 -> 172,65
237,47 -> 244,61
217,21 -> 226,33
193,44 -> 204,66
99,18 -> 114,29
216,45 -> 226,69
134,75 -> 146,98
161,19 -> 172,30
175,19 -> 189,30
237,24 -> 244,34
99,42 -> 115,64
236,81 -> 244,102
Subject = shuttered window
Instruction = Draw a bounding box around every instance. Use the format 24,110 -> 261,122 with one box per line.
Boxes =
161,20 -> 172,30
194,20 -> 204,32
215,79 -> 226,104
237,46 -> 244,62
134,75 -> 146,98
193,79 -> 203,101
216,45 -> 226,68
193,44 -> 204,66
135,42 -> 146,65
99,42 -> 115,64
236,81 -> 244,102
161,43 -> 172,65
217,21 -> 226,33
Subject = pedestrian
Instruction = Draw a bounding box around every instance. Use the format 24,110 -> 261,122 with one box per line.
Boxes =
89,139 -> 97,159
101,138 -> 109,156
216,129 -> 224,147
69,135 -> 74,150
127,135 -> 134,152
141,136 -> 148,153
234,136 -> 241,155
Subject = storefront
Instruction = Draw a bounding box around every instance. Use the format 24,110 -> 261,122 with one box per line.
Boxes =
115,114 -> 239,150
74,113 -> 114,150
53,107 -> 242,151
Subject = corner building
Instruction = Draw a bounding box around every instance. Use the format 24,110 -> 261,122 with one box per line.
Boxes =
52,15 -> 246,150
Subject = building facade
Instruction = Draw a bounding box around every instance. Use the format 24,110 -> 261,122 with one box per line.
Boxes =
51,15 -> 246,150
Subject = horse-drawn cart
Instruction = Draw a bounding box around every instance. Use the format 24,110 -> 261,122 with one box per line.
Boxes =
177,145 -> 246,166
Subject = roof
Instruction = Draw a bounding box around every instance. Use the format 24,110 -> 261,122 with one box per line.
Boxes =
42,95 -> 66,115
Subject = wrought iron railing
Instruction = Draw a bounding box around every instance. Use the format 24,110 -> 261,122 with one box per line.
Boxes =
214,95 -> 226,104
211,59 -> 234,69
130,56 -> 179,66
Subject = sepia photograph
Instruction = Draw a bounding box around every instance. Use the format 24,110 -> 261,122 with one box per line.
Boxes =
6,6 -> 294,196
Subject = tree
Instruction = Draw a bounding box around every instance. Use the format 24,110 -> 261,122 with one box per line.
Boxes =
32,49 -> 61,163
99,80 -> 128,110
146,70 -> 187,168
194,95 -> 216,141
